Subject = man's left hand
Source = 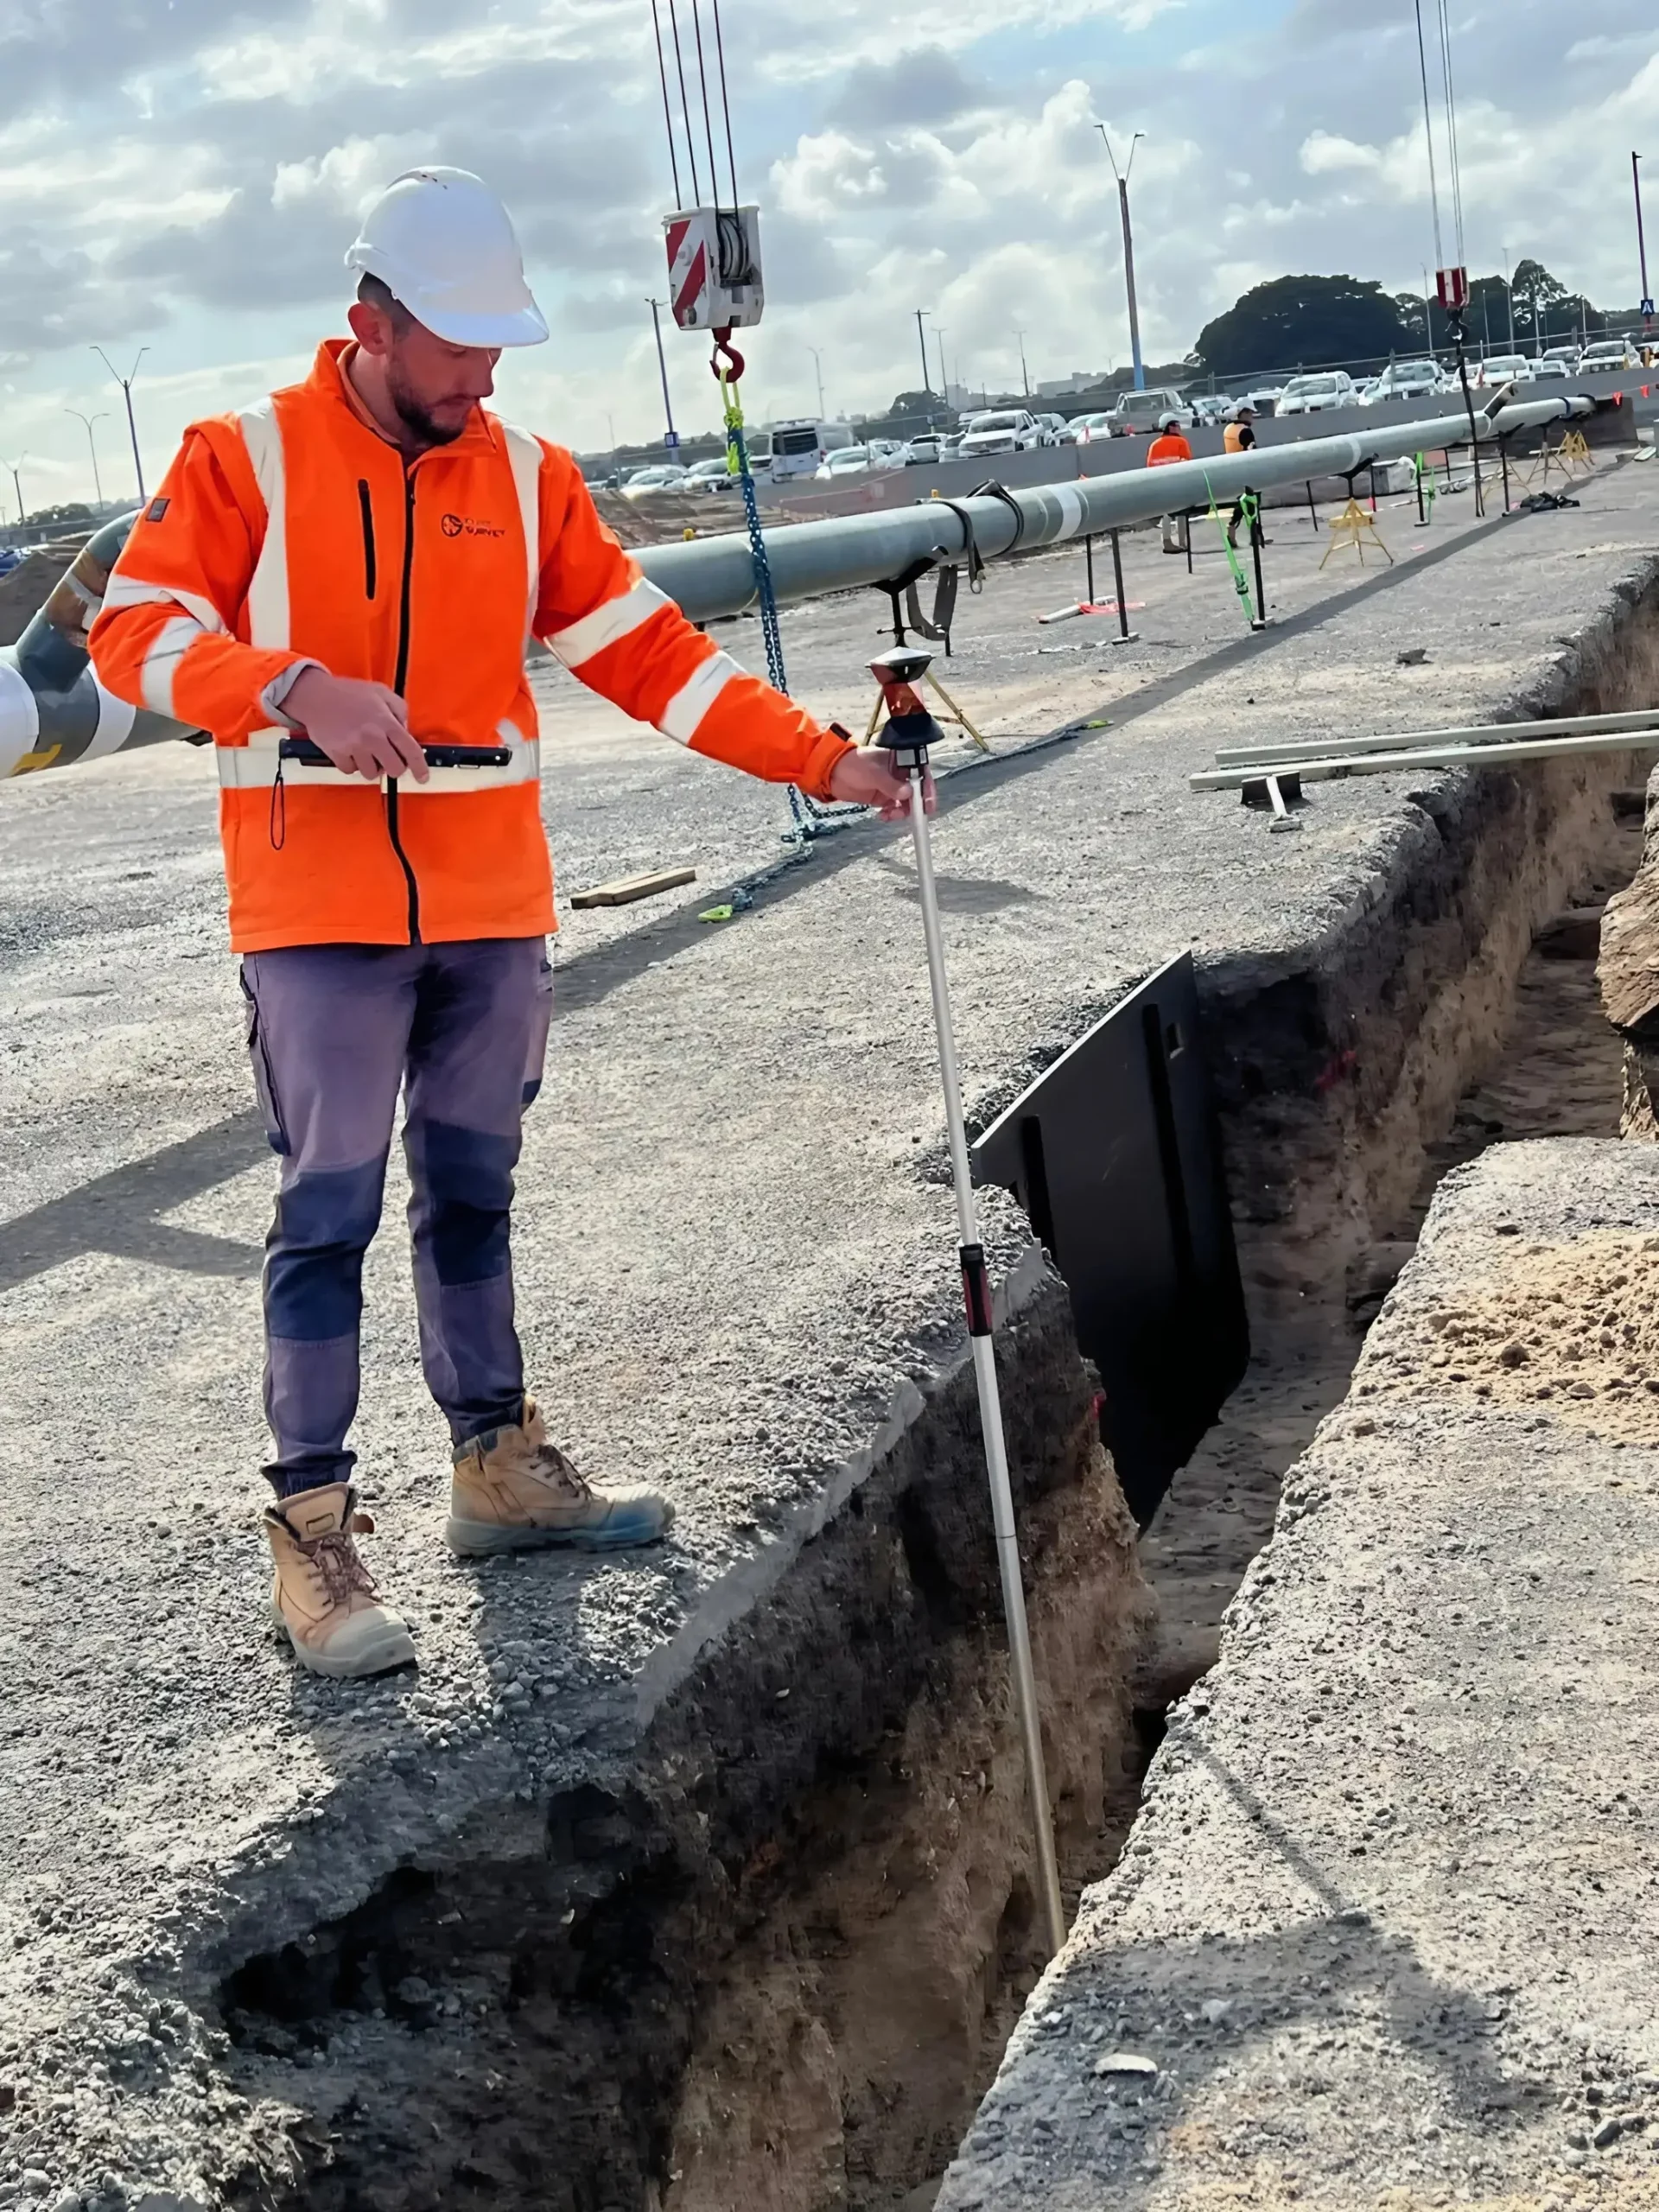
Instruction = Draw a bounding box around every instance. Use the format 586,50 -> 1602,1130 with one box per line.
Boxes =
828,745 -> 935,822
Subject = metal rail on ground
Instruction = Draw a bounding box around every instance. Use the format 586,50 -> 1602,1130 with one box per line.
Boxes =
1192,703 -> 1659,801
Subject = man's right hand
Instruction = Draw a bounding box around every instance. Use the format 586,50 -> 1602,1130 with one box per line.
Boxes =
283,668 -> 429,784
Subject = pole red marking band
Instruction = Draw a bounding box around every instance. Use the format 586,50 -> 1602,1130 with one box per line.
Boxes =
961,1244 -> 993,1337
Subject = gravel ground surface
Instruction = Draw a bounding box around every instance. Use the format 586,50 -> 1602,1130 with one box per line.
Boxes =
937,1135 -> 1659,2212
0,456 -> 1656,2206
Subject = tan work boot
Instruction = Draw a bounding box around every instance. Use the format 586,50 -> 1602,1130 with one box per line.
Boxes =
264,1483 -> 416,1679
447,1397 -> 675,1556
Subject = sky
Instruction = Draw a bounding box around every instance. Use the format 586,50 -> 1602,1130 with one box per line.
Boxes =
3,0 -> 1657,512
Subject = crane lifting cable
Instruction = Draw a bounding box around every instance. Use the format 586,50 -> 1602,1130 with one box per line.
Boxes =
646,0 -> 855,842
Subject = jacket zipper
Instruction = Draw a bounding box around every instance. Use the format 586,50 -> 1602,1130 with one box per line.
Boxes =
358,480 -> 377,598
385,466 -> 421,944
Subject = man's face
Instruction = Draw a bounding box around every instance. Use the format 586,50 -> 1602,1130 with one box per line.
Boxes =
385,319 -> 500,445
349,297 -> 499,446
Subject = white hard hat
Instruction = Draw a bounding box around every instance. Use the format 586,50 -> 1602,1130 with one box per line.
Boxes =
1157,411 -> 1179,430
346,168 -> 548,348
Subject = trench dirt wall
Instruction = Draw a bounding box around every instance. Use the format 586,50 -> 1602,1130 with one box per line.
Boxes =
1200,558 -> 1659,1325
218,1270 -> 1152,2212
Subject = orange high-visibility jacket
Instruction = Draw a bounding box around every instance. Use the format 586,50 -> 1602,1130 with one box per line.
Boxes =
1146,431 -> 1192,467
1223,420 -> 1255,454
90,340 -> 853,951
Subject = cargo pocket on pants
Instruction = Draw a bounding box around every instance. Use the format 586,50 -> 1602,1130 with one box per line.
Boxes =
522,954 -> 554,1108
238,966 -> 290,1155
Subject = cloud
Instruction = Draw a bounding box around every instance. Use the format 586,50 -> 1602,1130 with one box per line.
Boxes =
1300,131 -> 1382,176
3,0 -> 1659,486
825,47 -> 999,130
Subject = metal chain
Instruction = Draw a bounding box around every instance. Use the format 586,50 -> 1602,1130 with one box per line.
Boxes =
715,356 -> 848,845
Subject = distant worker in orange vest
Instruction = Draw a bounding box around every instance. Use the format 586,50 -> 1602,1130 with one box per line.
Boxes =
1147,411 -> 1194,553
1223,401 -> 1260,548
91,168 -> 915,1681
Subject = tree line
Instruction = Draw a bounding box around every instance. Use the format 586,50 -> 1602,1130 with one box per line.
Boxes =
1192,262 -> 1637,383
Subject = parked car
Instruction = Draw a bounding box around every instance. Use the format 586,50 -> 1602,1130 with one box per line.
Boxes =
769,417 -> 858,482
865,437 -> 907,465
1359,359 -> 1443,404
620,464 -> 690,499
900,432 -> 944,465
938,432 -> 965,458
1578,338 -> 1642,372
957,409 -> 1047,457
1189,394 -> 1230,425
1541,345 -> 1582,372
1030,411 -> 1071,444
1532,357 -> 1570,379
1275,371 -> 1357,416
1473,353 -> 1536,389
1241,387 -> 1283,416
813,444 -> 873,480
1108,386 -> 1192,435
1069,410 -> 1118,444
679,456 -> 739,493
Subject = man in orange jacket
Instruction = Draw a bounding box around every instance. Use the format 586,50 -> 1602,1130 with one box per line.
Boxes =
1147,411 -> 1193,553
1145,412 -> 1192,468
91,168 -> 911,1681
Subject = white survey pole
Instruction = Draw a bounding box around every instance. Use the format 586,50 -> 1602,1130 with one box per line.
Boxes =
875,652 -> 1068,1961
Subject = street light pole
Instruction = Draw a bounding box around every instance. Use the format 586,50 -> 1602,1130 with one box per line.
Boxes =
645,298 -> 678,449
1096,126 -> 1146,392
915,308 -> 933,397
935,328 -> 948,402
1635,154 -> 1652,339
92,346 -> 149,500
1502,247 -> 1516,352
66,410 -> 109,508
1014,327 -> 1031,397
3,458 -> 25,531
807,344 -> 826,419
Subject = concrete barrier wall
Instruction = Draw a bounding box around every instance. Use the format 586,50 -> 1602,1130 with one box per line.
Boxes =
745,375 -> 1644,527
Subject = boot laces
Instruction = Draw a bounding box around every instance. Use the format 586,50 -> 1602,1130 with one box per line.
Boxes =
526,1437 -> 592,1503
300,1521 -> 380,1608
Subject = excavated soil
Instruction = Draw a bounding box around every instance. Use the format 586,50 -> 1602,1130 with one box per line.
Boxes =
1363,1229 -> 1659,1443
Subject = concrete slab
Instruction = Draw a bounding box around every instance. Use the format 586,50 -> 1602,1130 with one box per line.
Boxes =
938,1135 -> 1659,2211
2,454 -> 1657,2206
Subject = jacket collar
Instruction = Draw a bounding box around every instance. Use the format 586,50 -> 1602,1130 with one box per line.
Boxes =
307,339 -> 502,460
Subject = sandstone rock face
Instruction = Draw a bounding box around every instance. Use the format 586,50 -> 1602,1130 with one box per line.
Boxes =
1599,768 -> 1659,1135
1599,766 -> 1659,1037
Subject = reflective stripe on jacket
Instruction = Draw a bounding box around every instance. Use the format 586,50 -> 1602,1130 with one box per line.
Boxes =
1146,433 -> 1192,467
89,340 -> 852,952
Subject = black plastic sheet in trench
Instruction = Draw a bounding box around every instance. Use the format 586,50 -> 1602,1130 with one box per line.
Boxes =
973,951 -> 1249,1524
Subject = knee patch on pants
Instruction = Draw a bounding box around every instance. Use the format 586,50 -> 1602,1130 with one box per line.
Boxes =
408,1121 -> 517,1287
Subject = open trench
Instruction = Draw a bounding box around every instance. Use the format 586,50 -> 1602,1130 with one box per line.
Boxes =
212,575 -> 1659,2212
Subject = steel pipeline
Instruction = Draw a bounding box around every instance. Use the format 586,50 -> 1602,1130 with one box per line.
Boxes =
637,393 -> 1597,621
0,392 -> 1600,779
0,515 -> 184,776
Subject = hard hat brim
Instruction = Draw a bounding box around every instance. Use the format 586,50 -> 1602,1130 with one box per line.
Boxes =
416,300 -> 550,348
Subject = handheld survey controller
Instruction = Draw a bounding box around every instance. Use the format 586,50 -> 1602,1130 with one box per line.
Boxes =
277,738 -> 513,770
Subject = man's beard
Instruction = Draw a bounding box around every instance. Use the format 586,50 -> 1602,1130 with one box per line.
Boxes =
387,361 -> 468,449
